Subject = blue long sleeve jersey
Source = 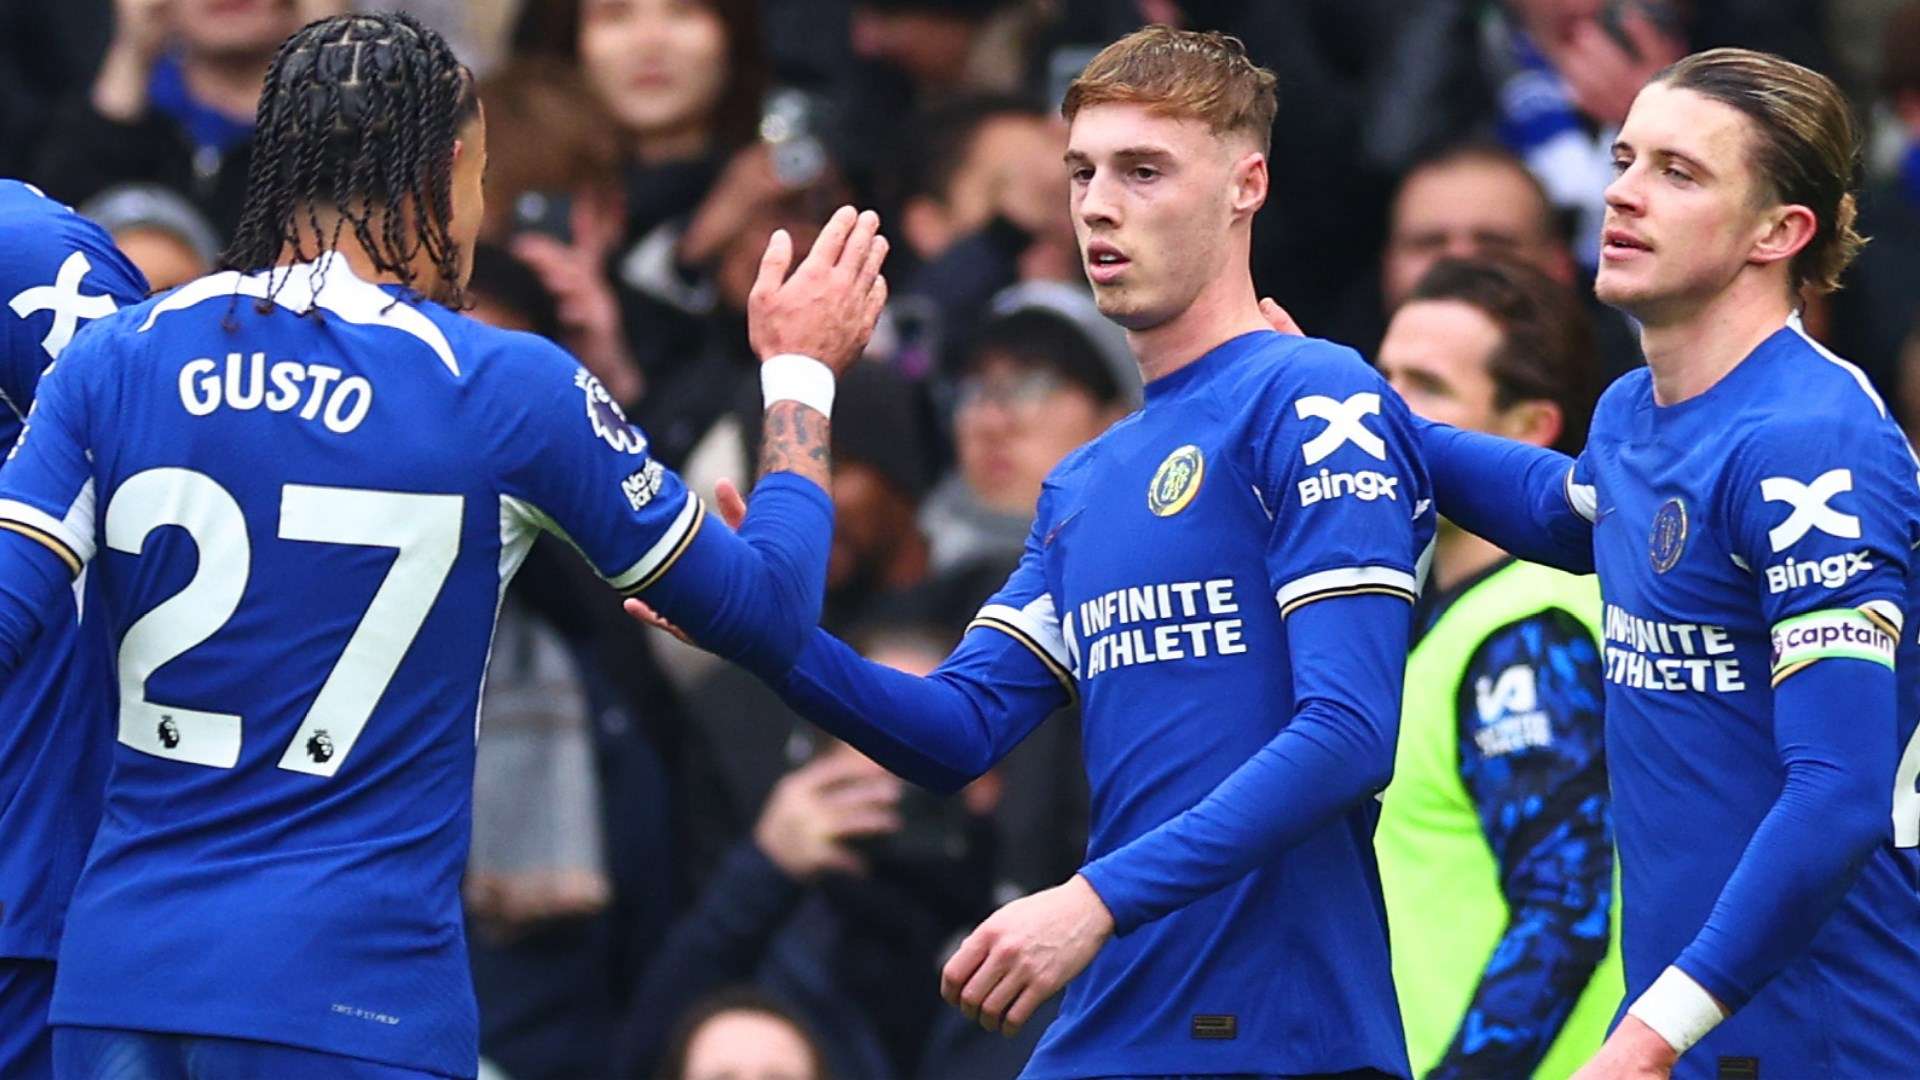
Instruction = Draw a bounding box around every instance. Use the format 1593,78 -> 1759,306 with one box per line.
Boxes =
0,255 -> 832,1078
775,331 -> 1436,1079
1416,321 -> 1920,1076
0,180 -> 149,962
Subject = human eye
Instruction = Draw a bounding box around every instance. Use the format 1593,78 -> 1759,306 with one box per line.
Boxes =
1130,165 -> 1160,182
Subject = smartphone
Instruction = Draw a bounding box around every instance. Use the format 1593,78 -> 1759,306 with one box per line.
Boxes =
512,190 -> 573,244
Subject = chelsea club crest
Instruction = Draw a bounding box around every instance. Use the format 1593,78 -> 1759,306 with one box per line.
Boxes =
1148,445 -> 1204,517
1649,497 -> 1688,573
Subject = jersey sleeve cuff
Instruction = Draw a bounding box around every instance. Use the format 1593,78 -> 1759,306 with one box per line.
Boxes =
1564,466 -> 1598,524
0,497 -> 92,576
1273,565 -> 1416,618
967,594 -> 1076,698
1626,964 -> 1727,1055
608,492 -> 706,595
1074,859 -> 1143,935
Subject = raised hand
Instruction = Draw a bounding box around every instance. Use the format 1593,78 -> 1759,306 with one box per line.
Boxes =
110,0 -> 175,60
94,0 -> 176,121
747,206 -> 889,374
1552,11 -> 1686,127
753,748 -> 903,881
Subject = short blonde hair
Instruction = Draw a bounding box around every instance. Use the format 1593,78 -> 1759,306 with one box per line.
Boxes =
1062,26 -> 1278,155
1656,48 -> 1867,295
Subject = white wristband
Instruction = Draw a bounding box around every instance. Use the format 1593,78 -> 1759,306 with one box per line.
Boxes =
761,354 -> 835,417
1627,966 -> 1725,1055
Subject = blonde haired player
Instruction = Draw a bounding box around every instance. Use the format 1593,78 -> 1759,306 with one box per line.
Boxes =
667,26 -> 1435,1079
1416,49 -> 1920,1079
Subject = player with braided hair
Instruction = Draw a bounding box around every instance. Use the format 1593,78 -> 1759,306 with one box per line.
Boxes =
0,11 -> 888,1079
223,12 -> 482,311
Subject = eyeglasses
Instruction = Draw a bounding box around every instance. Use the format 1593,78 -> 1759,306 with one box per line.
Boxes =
955,369 -> 1065,413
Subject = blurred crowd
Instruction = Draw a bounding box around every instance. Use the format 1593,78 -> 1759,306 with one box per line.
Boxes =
3,0 -> 1917,1077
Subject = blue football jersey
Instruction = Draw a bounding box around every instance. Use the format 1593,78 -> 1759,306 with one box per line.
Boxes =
0,179 -> 148,960
979,331 -> 1434,1078
1571,321 -> 1920,1073
0,256 -> 711,1076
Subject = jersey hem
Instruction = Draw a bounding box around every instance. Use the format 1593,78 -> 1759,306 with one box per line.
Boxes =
45,1007 -> 473,1079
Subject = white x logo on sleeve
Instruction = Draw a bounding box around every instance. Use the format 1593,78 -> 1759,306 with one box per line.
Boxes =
8,252 -> 120,361
1296,392 -> 1387,465
1761,467 -> 1860,552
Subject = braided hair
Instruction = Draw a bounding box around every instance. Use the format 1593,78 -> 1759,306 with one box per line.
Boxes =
223,12 -> 479,311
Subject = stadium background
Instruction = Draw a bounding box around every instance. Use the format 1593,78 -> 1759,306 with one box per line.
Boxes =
1,0 -> 1916,1077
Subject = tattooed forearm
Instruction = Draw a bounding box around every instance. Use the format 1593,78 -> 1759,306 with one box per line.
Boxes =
759,400 -> 832,492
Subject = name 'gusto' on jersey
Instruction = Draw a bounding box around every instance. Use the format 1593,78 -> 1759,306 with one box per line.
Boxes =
177,351 -> 373,434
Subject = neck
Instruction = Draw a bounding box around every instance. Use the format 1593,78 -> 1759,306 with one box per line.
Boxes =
278,213 -> 443,298
182,50 -> 273,123
1637,275 -> 1796,406
1432,523 -> 1507,595
634,123 -> 712,166
1127,265 -> 1270,384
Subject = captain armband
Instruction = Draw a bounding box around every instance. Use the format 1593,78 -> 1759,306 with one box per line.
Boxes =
1769,600 -> 1901,686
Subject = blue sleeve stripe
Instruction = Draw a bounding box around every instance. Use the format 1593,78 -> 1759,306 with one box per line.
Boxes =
0,519 -> 80,576
1275,565 -> 1417,617
615,495 -> 707,595
966,616 -> 1078,698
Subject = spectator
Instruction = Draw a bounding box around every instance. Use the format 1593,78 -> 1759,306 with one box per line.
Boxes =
848,0 -> 1033,100
79,183 -> 220,292
1381,144 -> 1578,314
631,168 -> 852,480
1829,1 -> 1920,420
462,245 -> 682,1080
818,364 -> 941,631
1372,258 -> 1621,1079
1334,141 -> 1642,375
669,363 -> 943,851
921,282 -> 1138,576
657,988 -> 832,1080
1470,2 -> 1831,281
513,0 -> 808,405
620,628 -> 1010,1080
34,0 -> 332,241
475,58 -> 644,403
884,95 -> 1077,375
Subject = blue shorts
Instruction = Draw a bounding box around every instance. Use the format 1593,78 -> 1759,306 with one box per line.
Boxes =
0,958 -> 56,1079
52,1027 -> 455,1080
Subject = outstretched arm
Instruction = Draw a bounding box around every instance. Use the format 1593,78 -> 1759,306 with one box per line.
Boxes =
772,618 -> 1072,793
630,478 -> 1075,790
1250,297 -> 1592,572
1417,418 -> 1595,574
